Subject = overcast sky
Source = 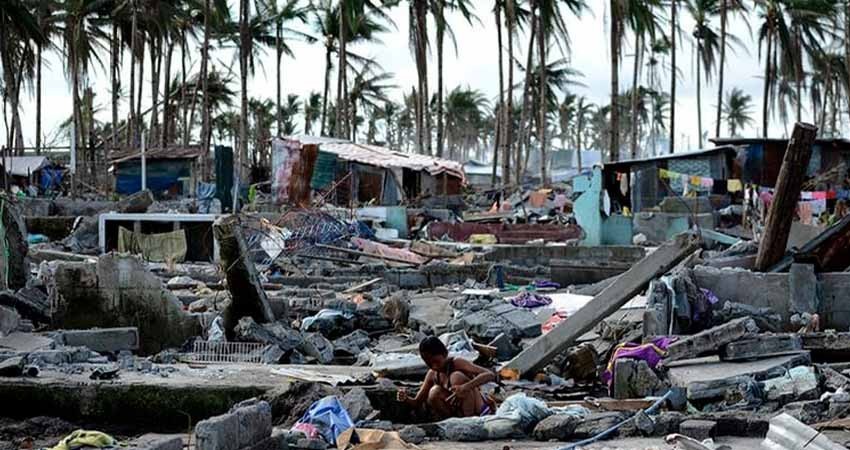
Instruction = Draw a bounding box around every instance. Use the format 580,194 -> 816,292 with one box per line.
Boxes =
3,2 -> 828,154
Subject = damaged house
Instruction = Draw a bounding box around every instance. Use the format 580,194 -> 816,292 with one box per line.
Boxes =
273,136 -> 466,206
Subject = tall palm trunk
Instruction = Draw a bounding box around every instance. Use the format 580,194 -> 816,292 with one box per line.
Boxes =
320,44 -> 331,136
629,35 -> 641,159
336,2 -> 346,138
516,8 -> 536,181
697,40 -> 702,148
36,43 -> 42,155
493,2 -> 504,185
794,28 -> 802,122
576,108 -> 583,172
762,25 -> 772,138
503,0 -> 515,185
149,36 -> 162,147
537,0 -> 548,185
715,0 -> 726,137
129,1 -> 137,146
669,0 -> 676,154
239,0 -> 250,187
180,30 -> 188,149
436,0 -> 445,158
111,24 -> 119,155
137,36 -> 145,126
412,0 -> 429,154
276,21 -> 283,136
201,0 -> 211,180
161,36 -> 174,147
610,0 -> 620,162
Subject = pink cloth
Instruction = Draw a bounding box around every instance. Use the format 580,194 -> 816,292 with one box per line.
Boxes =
813,191 -> 828,200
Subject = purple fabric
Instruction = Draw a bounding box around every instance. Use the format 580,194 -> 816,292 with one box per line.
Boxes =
534,280 -> 561,289
701,288 -> 720,304
601,337 -> 676,385
510,291 -> 553,308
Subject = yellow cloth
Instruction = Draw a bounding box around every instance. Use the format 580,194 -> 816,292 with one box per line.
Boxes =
727,179 -> 743,192
50,430 -> 116,450
118,227 -> 188,263
659,169 -> 672,179
468,234 -> 498,245
689,176 -> 701,186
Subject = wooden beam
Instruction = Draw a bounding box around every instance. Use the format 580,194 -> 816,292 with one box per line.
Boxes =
500,233 -> 700,380
755,122 -> 818,271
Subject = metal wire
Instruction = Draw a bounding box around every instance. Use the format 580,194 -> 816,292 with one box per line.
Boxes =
187,341 -> 265,364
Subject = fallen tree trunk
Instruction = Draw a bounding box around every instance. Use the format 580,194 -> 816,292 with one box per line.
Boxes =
755,123 -> 818,271
500,233 -> 700,380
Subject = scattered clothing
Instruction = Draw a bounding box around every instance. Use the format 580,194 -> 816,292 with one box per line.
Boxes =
602,337 -> 676,386
510,292 -> 553,309
50,430 -> 116,450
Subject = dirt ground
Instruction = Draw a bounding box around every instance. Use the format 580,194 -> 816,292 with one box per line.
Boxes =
420,437 -> 764,450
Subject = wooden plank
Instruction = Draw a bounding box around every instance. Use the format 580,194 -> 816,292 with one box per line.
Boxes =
755,122 -> 818,271
342,277 -> 383,294
499,233 -> 700,380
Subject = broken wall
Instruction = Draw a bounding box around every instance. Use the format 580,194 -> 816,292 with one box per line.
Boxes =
46,253 -> 202,354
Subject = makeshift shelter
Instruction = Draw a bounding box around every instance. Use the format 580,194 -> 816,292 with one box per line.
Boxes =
275,136 -> 465,206
0,155 -> 60,193
463,160 -> 499,188
109,146 -> 204,197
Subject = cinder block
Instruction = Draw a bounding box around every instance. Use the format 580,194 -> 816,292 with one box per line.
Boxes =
233,401 -> 272,448
195,412 -> 239,450
60,327 -> 139,353
679,420 -> 716,441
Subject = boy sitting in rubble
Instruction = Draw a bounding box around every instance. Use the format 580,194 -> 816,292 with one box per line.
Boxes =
396,336 -> 496,419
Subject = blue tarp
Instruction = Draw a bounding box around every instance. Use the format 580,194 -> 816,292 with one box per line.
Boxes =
115,159 -> 191,195
40,168 -> 64,192
294,396 -> 353,445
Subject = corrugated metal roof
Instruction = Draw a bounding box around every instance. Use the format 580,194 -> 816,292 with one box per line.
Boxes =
283,135 -> 466,181
0,156 -> 51,176
109,145 -> 205,164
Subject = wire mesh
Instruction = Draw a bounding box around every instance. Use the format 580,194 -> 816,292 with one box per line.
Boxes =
187,340 -> 265,364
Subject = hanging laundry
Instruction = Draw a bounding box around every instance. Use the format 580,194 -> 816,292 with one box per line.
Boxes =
659,169 -> 672,179
620,173 -> 629,196
798,202 -> 814,225
689,175 -> 701,186
837,190 -> 850,200
813,191 -> 828,200
700,177 -> 714,188
827,191 -> 837,200
811,198 -> 827,215
800,192 -> 814,200
727,179 -> 743,193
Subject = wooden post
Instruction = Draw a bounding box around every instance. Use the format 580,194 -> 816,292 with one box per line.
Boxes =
755,122 -> 818,271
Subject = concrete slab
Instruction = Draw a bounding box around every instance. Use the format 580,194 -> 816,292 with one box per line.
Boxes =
0,332 -> 53,352
667,353 -> 812,387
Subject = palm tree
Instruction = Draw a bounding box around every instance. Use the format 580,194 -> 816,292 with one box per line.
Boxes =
311,1 -> 387,136
431,0 -> 476,158
58,0 -> 109,185
238,0 -> 250,201
754,0 -> 833,137
714,0 -> 747,138
29,0 -> 60,155
0,0 -> 43,155
669,0 -> 678,154
722,87 -> 754,136
626,0 -> 662,159
444,86 -> 490,160
688,0 -> 721,149
254,0 -> 312,137
303,91 -> 322,135
347,62 -> 396,141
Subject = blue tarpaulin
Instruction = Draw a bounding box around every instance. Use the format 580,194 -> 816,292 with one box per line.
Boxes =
115,159 -> 191,195
293,396 -> 353,445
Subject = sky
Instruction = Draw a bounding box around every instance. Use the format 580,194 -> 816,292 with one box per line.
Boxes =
2,2 -> 822,155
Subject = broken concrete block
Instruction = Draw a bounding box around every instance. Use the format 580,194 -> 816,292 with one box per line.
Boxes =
665,317 -> 757,363
231,400 -> 272,448
712,301 -> 783,333
678,419 -> 716,441
58,327 -> 139,353
261,345 -> 285,365
340,387 -> 374,422
129,434 -> 183,450
762,366 -> 819,404
0,287 -> 50,324
501,308 -> 542,338
572,412 -> 628,439
0,356 -> 23,377
781,400 -> 826,425
720,334 -> 802,361
789,263 -> 819,314
819,366 -> 850,391
488,333 -> 521,361
294,438 -> 326,450
46,254 -> 201,354
299,333 -> 334,364
613,359 -> 666,400
235,317 -> 302,353
532,414 -> 582,441
332,330 -> 370,357
398,425 -> 425,445
195,412 -> 239,450
0,305 -> 20,336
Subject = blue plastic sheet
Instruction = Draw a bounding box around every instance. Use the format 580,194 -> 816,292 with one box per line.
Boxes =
294,396 -> 354,445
